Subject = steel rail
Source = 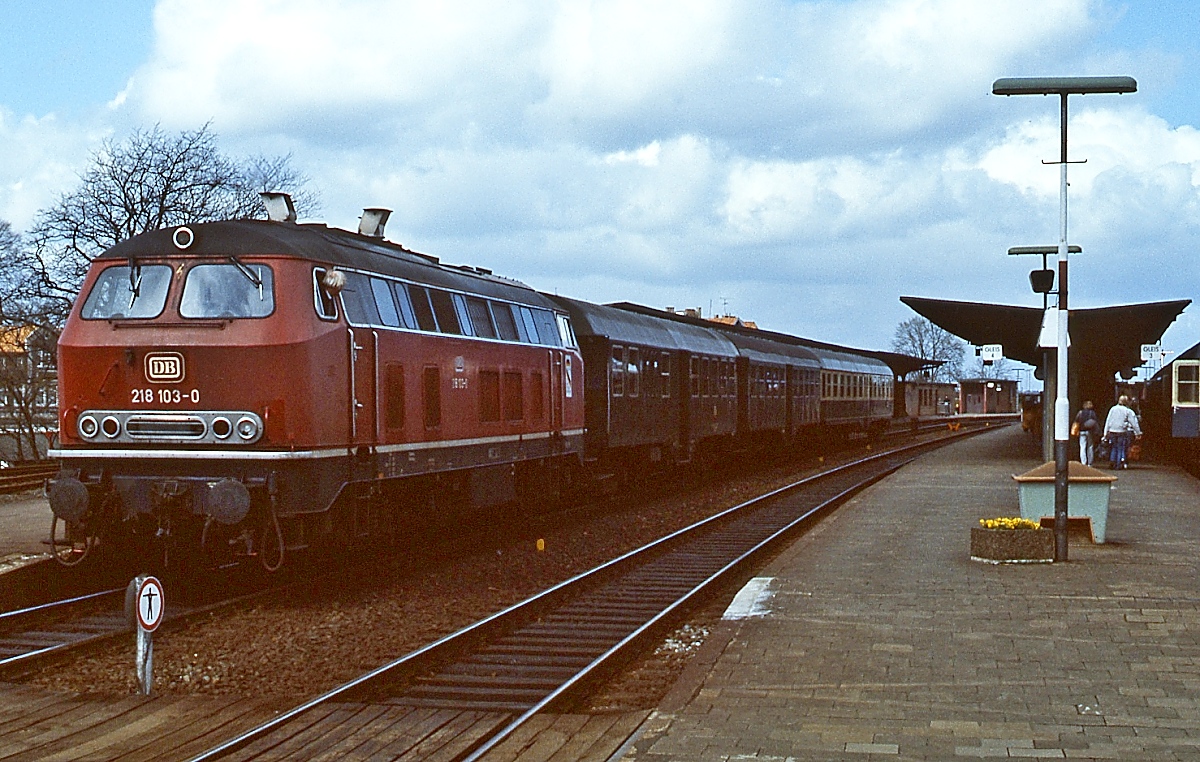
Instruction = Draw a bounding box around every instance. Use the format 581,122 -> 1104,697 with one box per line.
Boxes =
0,587 -> 123,623
0,588 -> 129,671
188,423 -> 1001,762
0,461 -> 57,495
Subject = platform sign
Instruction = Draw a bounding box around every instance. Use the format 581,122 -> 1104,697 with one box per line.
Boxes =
981,344 -> 1003,362
135,576 -> 164,632
1141,344 -> 1164,362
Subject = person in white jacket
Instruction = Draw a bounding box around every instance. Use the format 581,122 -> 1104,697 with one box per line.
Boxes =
1103,395 -> 1142,470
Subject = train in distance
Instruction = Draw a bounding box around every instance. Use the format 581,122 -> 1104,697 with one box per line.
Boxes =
46,193 -> 898,572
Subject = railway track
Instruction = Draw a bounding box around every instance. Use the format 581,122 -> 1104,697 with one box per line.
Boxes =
0,588 -> 128,673
0,461 -> 57,495
189,423 -> 1003,762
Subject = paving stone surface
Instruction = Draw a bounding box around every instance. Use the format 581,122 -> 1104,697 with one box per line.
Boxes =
625,425 -> 1200,761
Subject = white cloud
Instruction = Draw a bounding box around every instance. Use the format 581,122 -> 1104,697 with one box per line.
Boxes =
0,111 -> 105,230
5,0 -> 1199,357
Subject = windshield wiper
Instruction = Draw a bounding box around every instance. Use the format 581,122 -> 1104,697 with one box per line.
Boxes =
127,258 -> 142,309
228,256 -> 265,300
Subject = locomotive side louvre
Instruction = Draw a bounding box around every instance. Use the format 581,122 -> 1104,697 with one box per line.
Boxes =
49,219 -> 585,569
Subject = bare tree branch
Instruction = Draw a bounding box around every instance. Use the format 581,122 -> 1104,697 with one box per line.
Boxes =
891,316 -> 965,383
21,123 -> 318,323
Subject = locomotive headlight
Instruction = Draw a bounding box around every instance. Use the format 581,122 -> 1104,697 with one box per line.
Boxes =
78,415 -> 99,439
100,416 -> 121,438
235,416 -> 259,440
211,416 -> 232,439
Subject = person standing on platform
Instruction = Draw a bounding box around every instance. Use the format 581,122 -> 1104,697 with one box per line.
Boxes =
1074,400 -> 1099,466
1103,395 -> 1142,470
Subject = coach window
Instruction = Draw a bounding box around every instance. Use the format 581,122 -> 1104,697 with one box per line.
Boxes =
407,285 -> 438,331
423,366 -> 441,429
491,302 -> 521,341
611,345 -> 625,397
518,306 -> 541,343
390,282 -> 418,329
429,290 -> 460,336
533,309 -> 562,347
81,264 -> 173,320
371,277 -> 401,327
1177,362 -> 1200,404
627,347 -> 641,397
340,272 -> 380,325
661,353 -> 672,398
465,297 -> 497,339
556,314 -> 577,348
313,269 -> 338,320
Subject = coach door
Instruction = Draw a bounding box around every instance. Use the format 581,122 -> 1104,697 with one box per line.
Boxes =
348,328 -> 379,446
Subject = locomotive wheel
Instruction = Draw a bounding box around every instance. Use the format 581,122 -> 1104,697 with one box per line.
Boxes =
50,516 -> 94,567
259,513 -> 285,573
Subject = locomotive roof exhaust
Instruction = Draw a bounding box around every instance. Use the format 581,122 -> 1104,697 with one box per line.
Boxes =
358,208 -> 391,238
260,192 -> 297,223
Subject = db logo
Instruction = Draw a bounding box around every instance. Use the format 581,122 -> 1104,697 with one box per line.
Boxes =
144,352 -> 185,383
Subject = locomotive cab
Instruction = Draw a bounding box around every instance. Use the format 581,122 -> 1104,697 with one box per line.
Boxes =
50,236 -> 344,569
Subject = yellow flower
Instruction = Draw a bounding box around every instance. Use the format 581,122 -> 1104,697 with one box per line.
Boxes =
979,517 -> 1040,530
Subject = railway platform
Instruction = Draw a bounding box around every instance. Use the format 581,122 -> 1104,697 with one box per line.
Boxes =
624,424 -> 1200,761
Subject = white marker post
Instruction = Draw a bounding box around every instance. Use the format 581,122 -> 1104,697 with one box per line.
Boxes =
126,575 -> 164,695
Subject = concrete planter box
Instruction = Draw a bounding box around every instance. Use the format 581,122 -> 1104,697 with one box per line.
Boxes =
970,527 -> 1054,563
1013,461 -> 1117,543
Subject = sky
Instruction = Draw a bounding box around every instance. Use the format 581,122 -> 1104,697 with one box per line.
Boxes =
2,0 -> 1198,382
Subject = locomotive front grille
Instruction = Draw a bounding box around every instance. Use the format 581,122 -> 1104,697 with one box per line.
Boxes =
76,410 -> 263,445
126,415 -> 208,439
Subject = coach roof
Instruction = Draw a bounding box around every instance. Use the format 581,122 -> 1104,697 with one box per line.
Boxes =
99,219 -> 552,307
550,296 -> 739,358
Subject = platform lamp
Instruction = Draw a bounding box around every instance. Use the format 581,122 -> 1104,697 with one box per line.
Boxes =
1009,244 -> 1081,465
993,76 -> 1136,562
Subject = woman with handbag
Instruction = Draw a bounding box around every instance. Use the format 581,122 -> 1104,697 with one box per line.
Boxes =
1074,400 -> 1099,466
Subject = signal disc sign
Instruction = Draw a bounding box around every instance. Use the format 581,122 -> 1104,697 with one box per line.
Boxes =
136,576 -> 165,632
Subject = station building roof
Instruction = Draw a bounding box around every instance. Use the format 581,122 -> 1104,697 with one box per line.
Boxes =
900,296 -> 1191,380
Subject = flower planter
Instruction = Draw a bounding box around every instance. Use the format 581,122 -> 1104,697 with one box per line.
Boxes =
1012,461 -> 1116,543
970,527 -> 1054,564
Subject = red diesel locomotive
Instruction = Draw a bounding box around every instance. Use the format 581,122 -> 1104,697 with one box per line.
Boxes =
48,203 -> 585,569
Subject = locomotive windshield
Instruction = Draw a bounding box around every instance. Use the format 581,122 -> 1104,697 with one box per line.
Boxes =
80,264 -> 172,320
180,263 -> 275,319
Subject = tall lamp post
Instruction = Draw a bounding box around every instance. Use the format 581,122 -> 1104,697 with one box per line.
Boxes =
993,76 -> 1136,562
1008,244 -> 1081,463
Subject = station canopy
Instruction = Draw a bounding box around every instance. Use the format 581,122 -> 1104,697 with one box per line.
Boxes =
900,296 -> 1191,379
